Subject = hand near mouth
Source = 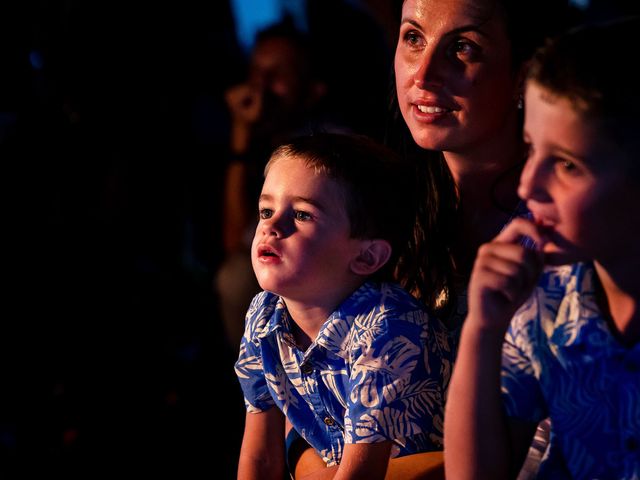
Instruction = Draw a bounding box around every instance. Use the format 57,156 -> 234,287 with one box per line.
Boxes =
467,217 -> 546,332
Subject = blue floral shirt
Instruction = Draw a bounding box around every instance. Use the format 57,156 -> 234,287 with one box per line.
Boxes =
502,262 -> 640,479
235,281 -> 453,466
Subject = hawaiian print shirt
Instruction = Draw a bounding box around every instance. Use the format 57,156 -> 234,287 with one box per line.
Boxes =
502,262 -> 640,479
235,281 -> 453,466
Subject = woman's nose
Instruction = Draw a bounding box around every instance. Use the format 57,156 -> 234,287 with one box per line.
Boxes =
414,47 -> 445,89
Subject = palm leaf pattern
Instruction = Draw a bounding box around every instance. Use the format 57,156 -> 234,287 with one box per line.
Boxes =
235,282 -> 453,466
502,263 -> 640,479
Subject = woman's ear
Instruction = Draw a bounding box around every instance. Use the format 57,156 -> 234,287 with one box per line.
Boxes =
350,239 -> 392,276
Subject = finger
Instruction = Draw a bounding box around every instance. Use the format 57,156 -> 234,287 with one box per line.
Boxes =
473,267 -> 521,304
494,217 -> 545,248
474,248 -> 543,299
476,243 -> 543,276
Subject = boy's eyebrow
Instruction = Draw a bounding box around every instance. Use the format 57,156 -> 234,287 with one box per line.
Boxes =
400,18 -> 491,39
258,193 -> 328,212
523,131 -> 587,163
552,146 -> 587,163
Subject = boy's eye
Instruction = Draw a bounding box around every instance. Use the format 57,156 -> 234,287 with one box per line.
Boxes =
294,210 -> 312,221
524,142 -> 534,158
558,158 -> 578,173
259,208 -> 273,219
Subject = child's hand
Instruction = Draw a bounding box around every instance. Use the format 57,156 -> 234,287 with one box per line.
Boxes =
467,217 -> 545,333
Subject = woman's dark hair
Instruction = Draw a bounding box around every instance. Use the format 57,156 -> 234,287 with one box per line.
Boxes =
387,0 -> 573,315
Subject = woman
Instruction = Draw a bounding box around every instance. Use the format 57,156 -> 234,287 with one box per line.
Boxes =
287,0 -> 573,477
391,0 -> 571,333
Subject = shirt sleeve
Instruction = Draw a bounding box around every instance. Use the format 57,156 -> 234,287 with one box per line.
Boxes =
344,310 -> 441,444
234,295 -> 276,413
501,307 -> 548,423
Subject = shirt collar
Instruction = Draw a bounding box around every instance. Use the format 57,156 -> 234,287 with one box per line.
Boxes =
252,294 -> 296,346
314,282 -> 376,359
547,263 -> 624,357
253,282 -> 376,358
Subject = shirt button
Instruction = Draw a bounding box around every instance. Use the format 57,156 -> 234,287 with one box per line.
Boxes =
301,364 -> 313,375
323,416 -> 335,426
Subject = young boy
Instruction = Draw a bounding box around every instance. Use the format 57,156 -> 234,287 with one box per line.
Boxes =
234,133 -> 453,479
445,17 -> 640,480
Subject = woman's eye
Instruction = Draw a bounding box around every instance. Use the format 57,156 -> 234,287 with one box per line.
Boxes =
259,208 -> 273,219
294,211 -> 312,221
403,30 -> 424,48
450,40 -> 477,59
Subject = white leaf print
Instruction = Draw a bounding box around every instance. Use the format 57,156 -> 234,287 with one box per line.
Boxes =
265,368 -> 299,415
234,354 -> 263,379
351,336 -> 420,406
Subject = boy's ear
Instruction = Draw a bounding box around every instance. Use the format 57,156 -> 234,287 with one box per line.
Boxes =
350,239 -> 392,276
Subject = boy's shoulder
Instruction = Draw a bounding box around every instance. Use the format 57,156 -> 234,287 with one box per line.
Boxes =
345,281 -> 429,321
243,290 -> 285,342
357,281 -> 422,307
340,281 -> 439,337
315,282 -> 441,359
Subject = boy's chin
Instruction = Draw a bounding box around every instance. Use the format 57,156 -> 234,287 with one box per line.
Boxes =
543,244 -> 589,266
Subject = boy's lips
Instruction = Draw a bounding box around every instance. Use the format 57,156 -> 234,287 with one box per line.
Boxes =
527,204 -> 557,228
257,244 -> 281,259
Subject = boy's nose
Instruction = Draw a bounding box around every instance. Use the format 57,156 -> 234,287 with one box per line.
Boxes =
518,157 -> 549,202
261,212 -> 290,238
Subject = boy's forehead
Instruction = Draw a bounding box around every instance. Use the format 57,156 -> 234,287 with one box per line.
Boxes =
525,83 -> 631,172
267,154 -> 343,188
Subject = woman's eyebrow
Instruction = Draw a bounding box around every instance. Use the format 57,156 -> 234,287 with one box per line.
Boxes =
399,18 -> 491,39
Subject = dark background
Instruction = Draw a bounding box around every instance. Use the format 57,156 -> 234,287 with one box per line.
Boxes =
2,0 -> 637,477
2,1 -> 396,477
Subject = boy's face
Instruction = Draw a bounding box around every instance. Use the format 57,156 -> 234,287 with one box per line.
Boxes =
251,155 -> 363,302
519,81 -> 640,265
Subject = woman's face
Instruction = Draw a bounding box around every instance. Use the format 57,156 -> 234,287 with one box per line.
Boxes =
395,0 -> 521,153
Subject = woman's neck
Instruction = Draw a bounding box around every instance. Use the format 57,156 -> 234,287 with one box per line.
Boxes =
444,128 -> 524,209
594,261 -> 640,346
443,136 -> 525,274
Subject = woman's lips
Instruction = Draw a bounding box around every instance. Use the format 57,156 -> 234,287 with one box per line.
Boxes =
411,102 -> 455,123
